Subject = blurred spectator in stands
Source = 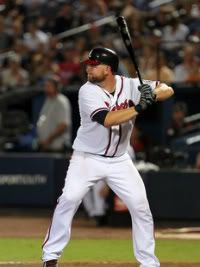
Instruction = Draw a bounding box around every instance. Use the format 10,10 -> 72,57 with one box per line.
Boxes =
23,0 -> 46,15
166,101 -> 189,144
195,152 -> 200,170
139,44 -> 156,78
120,0 -> 143,22
0,15 -> 13,52
145,51 -> 174,82
133,0 -> 148,11
108,0 -> 124,15
36,75 -> 72,152
189,1 -> 200,34
30,52 -> 57,85
0,52 -> 29,92
127,10 -> 144,57
161,11 -> 190,66
4,0 -> 26,18
12,39 -> 30,69
23,19 -> 49,52
56,43 -> 82,86
53,3 -> 76,35
75,36 -> 89,55
162,10 -> 190,48
178,0 -> 200,35
151,4 -> 175,29
130,125 -> 150,161
0,111 -> 2,150
76,0 -> 108,24
174,45 -> 200,83
9,16 -> 24,40
47,35 -> 64,62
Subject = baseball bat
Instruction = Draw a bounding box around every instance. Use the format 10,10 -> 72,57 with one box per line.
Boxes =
116,16 -> 143,85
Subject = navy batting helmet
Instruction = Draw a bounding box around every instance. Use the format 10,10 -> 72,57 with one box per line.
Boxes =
83,47 -> 119,73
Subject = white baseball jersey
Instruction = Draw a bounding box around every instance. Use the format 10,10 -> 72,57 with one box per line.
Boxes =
73,75 -> 157,156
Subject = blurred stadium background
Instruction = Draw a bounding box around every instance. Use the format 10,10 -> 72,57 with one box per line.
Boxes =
0,0 -> 199,226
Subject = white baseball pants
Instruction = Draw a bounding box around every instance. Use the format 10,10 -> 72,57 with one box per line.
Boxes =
42,151 -> 160,267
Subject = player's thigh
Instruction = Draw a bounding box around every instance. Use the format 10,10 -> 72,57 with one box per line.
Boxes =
62,152 -> 93,201
106,159 -> 147,209
62,152 -> 104,201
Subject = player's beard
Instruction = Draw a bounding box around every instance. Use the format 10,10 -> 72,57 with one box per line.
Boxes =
87,72 -> 107,84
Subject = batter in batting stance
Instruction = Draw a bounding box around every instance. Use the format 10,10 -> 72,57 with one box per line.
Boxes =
42,47 -> 174,267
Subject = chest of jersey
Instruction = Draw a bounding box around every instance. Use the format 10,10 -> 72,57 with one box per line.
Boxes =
103,76 -> 135,112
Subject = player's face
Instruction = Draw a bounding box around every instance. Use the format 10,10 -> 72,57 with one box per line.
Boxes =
86,64 -> 109,84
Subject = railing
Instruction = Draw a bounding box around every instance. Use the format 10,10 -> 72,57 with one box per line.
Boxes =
149,0 -> 174,9
56,15 -> 116,40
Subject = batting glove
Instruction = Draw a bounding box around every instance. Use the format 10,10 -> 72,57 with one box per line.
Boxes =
138,84 -> 156,105
135,84 -> 156,113
135,96 -> 148,113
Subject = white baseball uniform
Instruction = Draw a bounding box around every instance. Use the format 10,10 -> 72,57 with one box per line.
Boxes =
42,75 -> 160,267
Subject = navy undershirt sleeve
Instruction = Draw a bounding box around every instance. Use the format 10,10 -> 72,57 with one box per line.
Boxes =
92,110 -> 109,125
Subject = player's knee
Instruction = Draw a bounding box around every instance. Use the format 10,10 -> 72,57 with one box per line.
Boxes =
58,192 -> 81,206
128,195 -> 150,214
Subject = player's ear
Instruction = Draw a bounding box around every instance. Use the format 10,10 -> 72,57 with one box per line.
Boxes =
106,65 -> 112,74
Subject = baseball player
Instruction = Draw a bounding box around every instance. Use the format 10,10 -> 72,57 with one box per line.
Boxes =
42,47 -> 174,267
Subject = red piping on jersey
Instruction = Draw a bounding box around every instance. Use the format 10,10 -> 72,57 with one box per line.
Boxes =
116,76 -> 124,104
111,76 -> 123,156
42,204 -> 57,248
104,77 -> 124,157
103,90 -> 111,98
90,107 -> 109,119
112,125 -> 122,156
156,80 -> 160,86
104,128 -> 112,156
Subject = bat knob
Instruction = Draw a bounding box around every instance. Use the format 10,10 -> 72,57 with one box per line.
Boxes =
116,16 -> 126,27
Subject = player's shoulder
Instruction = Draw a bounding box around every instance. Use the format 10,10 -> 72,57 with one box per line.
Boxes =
80,81 -> 94,91
125,77 -> 158,87
119,75 -> 139,84
79,81 -> 102,95
116,75 -> 130,82
119,76 -> 140,88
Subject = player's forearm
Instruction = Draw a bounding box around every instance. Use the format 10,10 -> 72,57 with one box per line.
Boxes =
154,83 -> 174,101
104,107 -> 138,128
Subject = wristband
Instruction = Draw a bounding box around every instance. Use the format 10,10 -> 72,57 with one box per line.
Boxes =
135,104 -> 143,113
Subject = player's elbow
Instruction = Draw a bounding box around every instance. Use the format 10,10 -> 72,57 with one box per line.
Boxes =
103,120 -> 112,128
169,86 -> 174,96
103,114 -> 111,128
154,84 -> 174,101
164,86 -> 174,100
103,113 -> 117,128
